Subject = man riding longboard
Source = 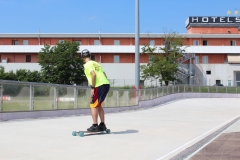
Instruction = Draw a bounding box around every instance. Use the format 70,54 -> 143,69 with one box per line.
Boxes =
81,49 -> 110,132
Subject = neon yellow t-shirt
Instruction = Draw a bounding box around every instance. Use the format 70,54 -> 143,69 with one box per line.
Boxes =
84,60 -> 109,87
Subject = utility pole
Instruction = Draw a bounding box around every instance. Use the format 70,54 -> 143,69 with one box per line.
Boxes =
135,0 -> 140,89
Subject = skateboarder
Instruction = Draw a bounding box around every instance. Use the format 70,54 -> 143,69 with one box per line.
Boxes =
81,49 -> 110,132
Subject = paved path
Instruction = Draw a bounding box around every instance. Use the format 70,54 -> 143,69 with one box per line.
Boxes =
188,119 -> 240,160
0,98 -> 240,160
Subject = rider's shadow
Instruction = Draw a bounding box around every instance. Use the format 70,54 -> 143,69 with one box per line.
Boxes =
112,130 -> 139,134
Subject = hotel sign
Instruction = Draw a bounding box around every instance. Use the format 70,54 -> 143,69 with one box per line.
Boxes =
186,16 -> 240,27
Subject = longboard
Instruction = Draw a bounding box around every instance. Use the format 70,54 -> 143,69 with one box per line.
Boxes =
72,129 -> 111,137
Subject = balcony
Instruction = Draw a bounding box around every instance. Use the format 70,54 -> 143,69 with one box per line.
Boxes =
0,45 -> 240,54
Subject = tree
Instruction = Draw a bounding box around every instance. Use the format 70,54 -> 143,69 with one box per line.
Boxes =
141,32 -> 186,86
0,66 -> 41,82
15,69 -> 42,82
38,41 -> 86,85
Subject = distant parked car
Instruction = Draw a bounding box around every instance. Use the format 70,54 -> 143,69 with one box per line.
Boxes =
213,84 -> 224,86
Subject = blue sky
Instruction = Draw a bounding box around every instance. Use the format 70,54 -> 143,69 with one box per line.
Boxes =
0,0 -> 239,33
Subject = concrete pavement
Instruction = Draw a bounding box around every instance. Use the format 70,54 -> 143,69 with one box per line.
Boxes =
0,98 -> 240,160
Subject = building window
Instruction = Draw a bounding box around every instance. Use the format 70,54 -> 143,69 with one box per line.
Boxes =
74,41 -> 81,45
94,40 -> 100,45
113,55 -> 120,63
149,40 -> 155,46
12,40 -> 18,45
202,56 -> 208,64
230,40 -> 236,46
23,40 -> 28,45
203,40 -> 208,46
91,55 -> 95,61
228,80 -> 232,87
114,40 -> 120,45
194,56 -> 199,64
236,72 -> 240,81
224,58 -> 228,63
58,40 -> 64,43
206,71 -> 211,75
193,40 -> 199,46
216,80 -> 221,84
26,55 -> 31,62
236,72 -> 240,86
149,55 -> 154,63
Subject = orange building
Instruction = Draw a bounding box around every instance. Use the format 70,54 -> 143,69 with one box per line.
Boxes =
0,16 -> 240,86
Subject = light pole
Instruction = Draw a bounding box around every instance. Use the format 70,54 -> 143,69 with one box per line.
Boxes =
135,0 -> 140,89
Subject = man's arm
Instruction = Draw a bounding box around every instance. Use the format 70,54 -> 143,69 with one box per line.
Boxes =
90,70 -> 96,87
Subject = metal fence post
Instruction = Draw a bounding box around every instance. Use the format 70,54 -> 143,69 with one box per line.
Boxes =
144,90 -> 146,100
116,90 -> 119,107
126,91 -> 129,106
54,87 -> 58,110
29,85 -> 34,111
105,94 -> 108,107
150,90 -> 152,99
0,83 -> 3,112
74,87 -> 78,109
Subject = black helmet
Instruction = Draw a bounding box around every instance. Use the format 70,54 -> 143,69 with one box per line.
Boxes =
81,49 -> 91,58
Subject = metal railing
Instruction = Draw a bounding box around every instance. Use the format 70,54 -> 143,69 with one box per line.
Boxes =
0,80 -> 239,112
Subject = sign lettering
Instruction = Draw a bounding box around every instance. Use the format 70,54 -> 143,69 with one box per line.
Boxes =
189,17 -> 240,23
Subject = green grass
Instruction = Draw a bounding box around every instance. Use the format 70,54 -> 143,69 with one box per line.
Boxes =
227,87 -> 237,93
1,96 -> 91,112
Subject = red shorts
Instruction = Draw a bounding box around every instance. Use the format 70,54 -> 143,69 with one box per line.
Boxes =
90,84 -> 110,108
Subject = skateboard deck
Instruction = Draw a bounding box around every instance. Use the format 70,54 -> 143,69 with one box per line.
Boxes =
72,129 -> 111,137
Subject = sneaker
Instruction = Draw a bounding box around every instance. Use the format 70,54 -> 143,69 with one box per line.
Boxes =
99,123 -> 107,131
87,125 -> 100,132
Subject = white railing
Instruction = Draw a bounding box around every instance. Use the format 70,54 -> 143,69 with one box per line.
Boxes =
1,45 -> 240,54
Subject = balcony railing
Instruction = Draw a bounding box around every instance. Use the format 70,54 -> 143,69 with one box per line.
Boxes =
1,45 -> 240,54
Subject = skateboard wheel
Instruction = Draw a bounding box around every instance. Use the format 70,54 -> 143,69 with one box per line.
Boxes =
79,132 -> 84,137
106,129 -> 111,134
72,131 -> 77,136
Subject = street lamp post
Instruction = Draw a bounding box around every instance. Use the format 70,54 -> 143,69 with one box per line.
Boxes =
135,0 -> 140,89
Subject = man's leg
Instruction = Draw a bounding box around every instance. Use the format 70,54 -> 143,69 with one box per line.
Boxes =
91,107 -> 98,124
97,84 -> 109,131
87,107 -> 100,132
98,106 -> 105,123
98,105 -> 107,131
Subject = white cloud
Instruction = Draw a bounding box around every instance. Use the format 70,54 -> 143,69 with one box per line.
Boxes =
88,16 -> 98,21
